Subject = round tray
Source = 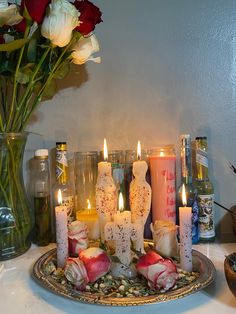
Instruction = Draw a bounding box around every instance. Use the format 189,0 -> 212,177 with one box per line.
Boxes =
32,248 -> 215,306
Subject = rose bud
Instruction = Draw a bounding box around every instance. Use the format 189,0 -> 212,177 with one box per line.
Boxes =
71,34 -> 101,65
79,247 -> 111,282
64,257 -> 89,290
21,0 -> 50,24
41,0 -> 79,47
74,0 -> 102,35
136,251 -> 178,291
68,220 -> 89,256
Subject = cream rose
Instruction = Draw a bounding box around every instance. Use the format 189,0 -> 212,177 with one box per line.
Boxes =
41,0 -> 79,47
64,257 -> 88,290
71,34 -> 101,65
0,2 -> 22,27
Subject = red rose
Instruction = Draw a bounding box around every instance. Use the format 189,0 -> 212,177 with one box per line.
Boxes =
74,0 -> 102,35
14,19 -> 27,33
21,0 -> 51,24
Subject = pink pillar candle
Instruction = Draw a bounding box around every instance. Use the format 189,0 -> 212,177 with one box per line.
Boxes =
179,206 -> 192,272
55,205 -> 68,268
149,147 -> 176,224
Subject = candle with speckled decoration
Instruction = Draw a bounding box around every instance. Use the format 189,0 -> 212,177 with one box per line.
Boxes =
179,184 -> 192,272
95,139 -> 117,242
55,189 -> 68,268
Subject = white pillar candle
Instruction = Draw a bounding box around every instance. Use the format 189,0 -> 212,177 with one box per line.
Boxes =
130,141 -> 151,253
55,189 -> 68,268
96,139 -> 117,242
179,184 -> 192,272
105,193 -> 142,266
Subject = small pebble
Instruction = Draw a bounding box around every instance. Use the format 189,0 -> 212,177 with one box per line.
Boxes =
118,285 -> 125,291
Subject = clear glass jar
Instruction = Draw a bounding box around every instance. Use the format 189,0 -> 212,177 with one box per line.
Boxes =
74,151 -> 100,239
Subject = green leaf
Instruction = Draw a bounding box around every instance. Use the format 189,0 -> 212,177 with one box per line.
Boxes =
53,63 -> 70,80
0,38 -> 29,52
41,79 -> 57,99
16,68 -> 33,84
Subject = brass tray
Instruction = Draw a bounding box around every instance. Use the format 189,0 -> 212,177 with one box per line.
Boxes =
31,247 -> 215,306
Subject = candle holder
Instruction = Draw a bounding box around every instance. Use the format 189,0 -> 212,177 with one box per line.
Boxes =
74,151 -> 100,239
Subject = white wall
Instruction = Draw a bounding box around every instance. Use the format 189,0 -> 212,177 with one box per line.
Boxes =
27,0 -> 236,238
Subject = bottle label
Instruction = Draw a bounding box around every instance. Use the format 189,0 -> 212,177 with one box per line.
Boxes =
63,195 -> 75,223
192,198 -> 199,243
56,150 -> 68,180
198,194 -> 215,238
196,149 -> 208,168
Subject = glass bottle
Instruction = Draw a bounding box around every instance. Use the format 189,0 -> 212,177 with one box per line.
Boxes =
195,136 -> 215,242
33,149 -> 51,246
52,142 -> 75,236
177,134 -> 199,244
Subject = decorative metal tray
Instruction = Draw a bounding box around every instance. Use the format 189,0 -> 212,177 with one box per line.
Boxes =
31,247 -> 215,306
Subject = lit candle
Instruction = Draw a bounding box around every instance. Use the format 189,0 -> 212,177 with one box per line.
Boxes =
76,199 -> 100,239
55,189 -> 68,268
105,192 -> 142,267
130,141 -> 151,253
179,184 -> 192,272
149,146 -> 176,223
95,138 -> 117,242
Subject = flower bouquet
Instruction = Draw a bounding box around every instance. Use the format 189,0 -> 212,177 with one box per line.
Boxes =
0,0 -> 102,260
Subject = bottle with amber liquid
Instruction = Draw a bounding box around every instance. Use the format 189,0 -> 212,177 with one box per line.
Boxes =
52,142 -> 75,239
33,149 -> 51,246
176,134 -> 199,244
195,136 -> 215,242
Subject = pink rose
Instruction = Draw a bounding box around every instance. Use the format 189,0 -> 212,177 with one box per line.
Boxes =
136,251 -> 178,291
64,257 -> 88,290
68,221 -> 89,256
79,247 -> 111,282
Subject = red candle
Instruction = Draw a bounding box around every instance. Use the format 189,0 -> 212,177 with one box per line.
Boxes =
149,146 -> 176,224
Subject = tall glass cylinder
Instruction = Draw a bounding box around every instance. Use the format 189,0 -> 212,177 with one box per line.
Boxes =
74,151 -> 100,239
0,132 -> 32,260
149,146 -> 176,224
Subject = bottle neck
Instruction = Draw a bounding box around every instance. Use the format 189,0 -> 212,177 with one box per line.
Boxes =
195,142 -> 209,181
181,146 -> 193,183
56,149 -> 69,185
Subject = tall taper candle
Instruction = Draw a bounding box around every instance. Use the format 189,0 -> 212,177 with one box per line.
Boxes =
179,184 -> 192,272
55,189 -> 68,268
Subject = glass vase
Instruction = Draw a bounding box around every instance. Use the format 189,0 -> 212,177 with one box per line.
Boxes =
0,132 -> 32,260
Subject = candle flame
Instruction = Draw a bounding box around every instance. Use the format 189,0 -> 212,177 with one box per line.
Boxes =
118,192 -> 124,211
160,150 -> 164,157
58,189 -> 62,205
137,141 -> 141,160
182,184 -> 187,206
103,138 -> 108,161
87,199 -> 91,210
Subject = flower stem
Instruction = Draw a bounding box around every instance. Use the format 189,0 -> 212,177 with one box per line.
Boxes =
6,25 -> 30,132
12,45 -> 52,131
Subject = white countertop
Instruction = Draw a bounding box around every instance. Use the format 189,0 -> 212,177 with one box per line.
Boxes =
0,243 -> 236,314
